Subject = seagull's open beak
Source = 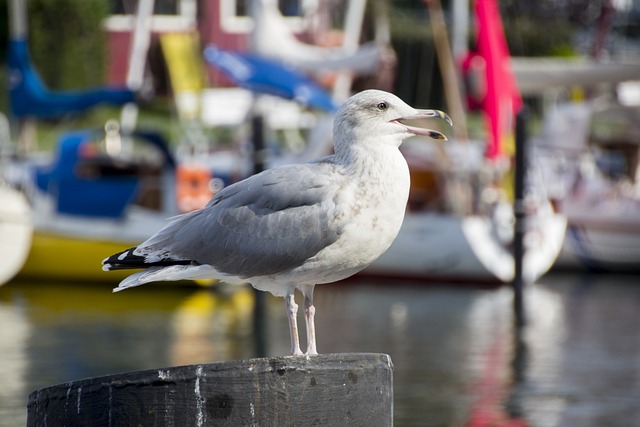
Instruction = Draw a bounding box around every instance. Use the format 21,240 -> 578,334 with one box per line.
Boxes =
392,109 -> 453,141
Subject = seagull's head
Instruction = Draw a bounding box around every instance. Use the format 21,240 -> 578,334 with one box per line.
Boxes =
333,89 -> 453,152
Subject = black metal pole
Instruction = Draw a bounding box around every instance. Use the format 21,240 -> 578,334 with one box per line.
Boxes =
251,113 -> 267,357
252,114 -> 266,174
513,109 -> 528,328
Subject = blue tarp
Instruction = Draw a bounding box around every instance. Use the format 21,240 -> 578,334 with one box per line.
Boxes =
34,131 -> 139,218
203,45 -> 337,112
34,130 -> 174,219
8,38 -> 135,118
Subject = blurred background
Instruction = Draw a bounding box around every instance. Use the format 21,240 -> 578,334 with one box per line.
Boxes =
1,0 -> 640,426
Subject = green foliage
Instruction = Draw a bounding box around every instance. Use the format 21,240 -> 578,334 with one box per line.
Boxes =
503,17 -> 576,57
389,4 -> 576,58
28,0 -> 110,90
386,1 -> 577,110
389,9 -> 432,41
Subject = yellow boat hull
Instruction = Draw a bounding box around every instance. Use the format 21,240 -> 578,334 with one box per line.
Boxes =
18,232 -> 217,287
17,232 -> 138,282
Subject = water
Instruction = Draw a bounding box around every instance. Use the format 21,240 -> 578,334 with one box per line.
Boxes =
1,272 -> 639,426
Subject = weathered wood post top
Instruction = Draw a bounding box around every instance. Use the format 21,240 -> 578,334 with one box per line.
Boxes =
27,353 -> 394,426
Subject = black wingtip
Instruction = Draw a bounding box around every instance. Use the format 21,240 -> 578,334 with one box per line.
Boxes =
102,247 -> 146,271
102,246 -> 194,271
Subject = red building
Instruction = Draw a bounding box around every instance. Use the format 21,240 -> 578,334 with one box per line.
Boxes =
104,0 -> 308,89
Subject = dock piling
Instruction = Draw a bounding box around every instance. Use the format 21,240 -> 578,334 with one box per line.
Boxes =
27,353 -> 393,426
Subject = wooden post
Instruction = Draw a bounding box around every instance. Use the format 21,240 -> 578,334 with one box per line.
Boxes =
27,353 -> 393,426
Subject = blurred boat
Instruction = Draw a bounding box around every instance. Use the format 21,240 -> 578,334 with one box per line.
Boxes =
365,138 -> 566,284
535,102 -> 640,272
3,0 -> 173,283
518,0 -> 640,273
366,0 -> 566,283
369,210 -> 565,284
3,0 -> 138,283
9,129 -> 179,282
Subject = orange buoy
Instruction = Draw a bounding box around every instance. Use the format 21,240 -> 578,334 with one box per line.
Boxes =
176,164 -> 215,213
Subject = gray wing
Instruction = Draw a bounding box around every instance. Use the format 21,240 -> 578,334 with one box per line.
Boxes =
137,162 -> 345,278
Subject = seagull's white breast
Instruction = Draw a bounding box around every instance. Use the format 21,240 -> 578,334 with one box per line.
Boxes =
285,144 -> 411,285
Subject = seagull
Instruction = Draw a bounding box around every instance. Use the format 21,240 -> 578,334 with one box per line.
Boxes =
102,89 -> 452,355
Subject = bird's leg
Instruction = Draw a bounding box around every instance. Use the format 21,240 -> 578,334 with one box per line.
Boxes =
301,285 -> 317,355
285,292 -> 302,355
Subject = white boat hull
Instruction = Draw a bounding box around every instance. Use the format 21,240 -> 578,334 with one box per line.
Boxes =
366,210 -> 567,284
535,102 -> 640,273
0,185 -> 33,285
557,208 -> 640,272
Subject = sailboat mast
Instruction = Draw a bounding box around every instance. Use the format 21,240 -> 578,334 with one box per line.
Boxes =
120,0 -> 156,137
451,0 -> 468,61
8,0 -> 27,39
425,0 -> 468,141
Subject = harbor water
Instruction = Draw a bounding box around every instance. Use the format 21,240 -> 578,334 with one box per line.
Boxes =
1,272 -> 639,426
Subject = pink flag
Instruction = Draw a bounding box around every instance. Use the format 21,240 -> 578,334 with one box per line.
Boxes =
474,0 -> 522,160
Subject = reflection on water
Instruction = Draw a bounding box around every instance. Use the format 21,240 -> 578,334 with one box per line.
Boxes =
0,282 -> 258,426
1,273 -> 639,426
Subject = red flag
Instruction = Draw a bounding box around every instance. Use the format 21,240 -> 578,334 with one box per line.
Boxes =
474,0 -> 522,160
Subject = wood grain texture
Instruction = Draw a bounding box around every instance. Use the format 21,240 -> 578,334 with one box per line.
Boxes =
27,353 -> 394,426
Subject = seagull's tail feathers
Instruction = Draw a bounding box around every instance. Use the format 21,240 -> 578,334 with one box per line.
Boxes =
112,264 -> 223,293
112,266 -> 190,292
103,245 -> 199,293
112,268 -> 162,292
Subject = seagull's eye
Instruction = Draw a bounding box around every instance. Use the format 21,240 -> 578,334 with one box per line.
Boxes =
377,101 -> 388,111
